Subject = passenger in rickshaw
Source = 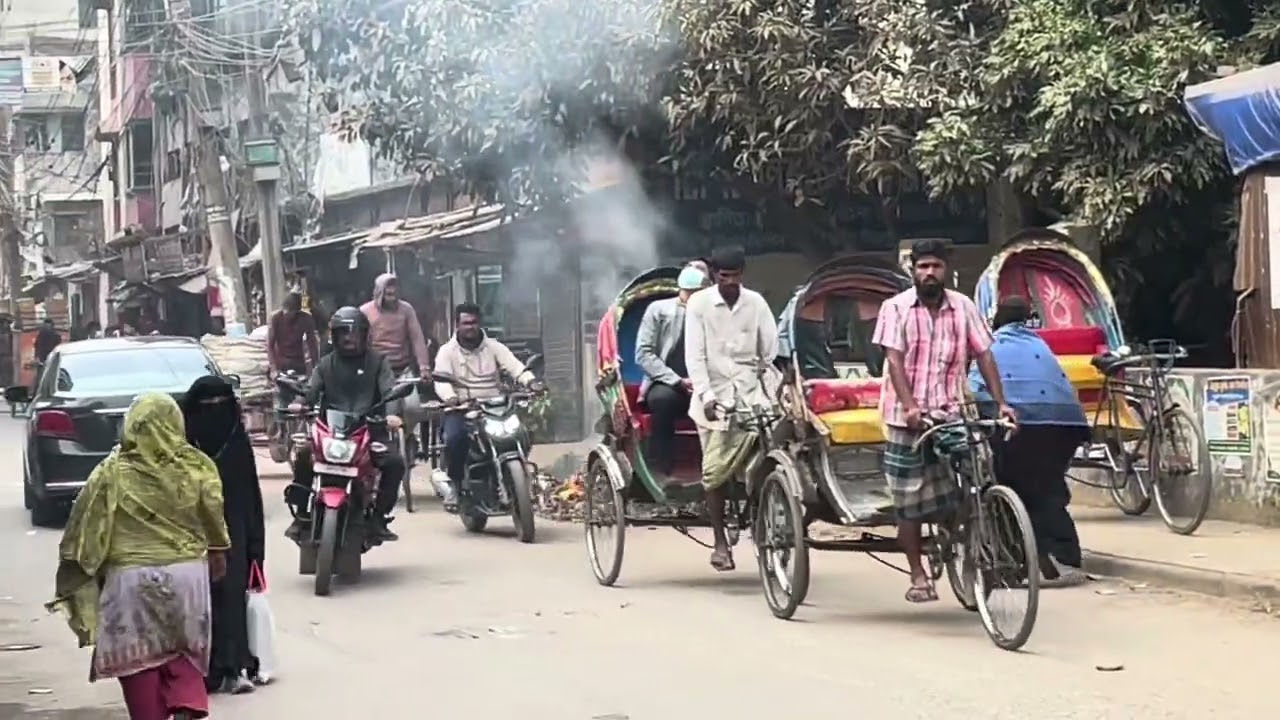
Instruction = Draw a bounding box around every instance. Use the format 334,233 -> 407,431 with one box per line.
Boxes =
634,261 -> 711,479
873,239 -> 1016,603
686,246 -> 780,571
971,297 -> 1088,586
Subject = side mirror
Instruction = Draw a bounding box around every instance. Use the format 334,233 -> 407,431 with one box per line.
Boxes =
225,374 -> 242,389
387,382 -> 416,402
524,353 -> 544,376
4,385 -> 30,404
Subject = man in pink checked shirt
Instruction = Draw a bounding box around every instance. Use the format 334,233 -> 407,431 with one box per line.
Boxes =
872,238 -> 1016,604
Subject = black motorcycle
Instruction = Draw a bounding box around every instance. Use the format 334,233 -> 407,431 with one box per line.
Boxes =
426,367 -> 544,543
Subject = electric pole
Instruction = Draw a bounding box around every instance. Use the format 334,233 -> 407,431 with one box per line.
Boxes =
171,0 -> 249,328
0,106 -> 21,320
246,64 -> 286,315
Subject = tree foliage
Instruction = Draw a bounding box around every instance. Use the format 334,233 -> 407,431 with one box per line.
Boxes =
291,0 -> 671,206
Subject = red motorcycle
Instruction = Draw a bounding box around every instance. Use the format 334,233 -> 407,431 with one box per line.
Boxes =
277,375 -> 415,596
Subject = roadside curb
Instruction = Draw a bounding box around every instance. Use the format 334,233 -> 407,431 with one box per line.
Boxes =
1082,549 -> 1280,603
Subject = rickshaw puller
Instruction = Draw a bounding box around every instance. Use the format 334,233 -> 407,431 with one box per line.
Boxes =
873,239 -> 1016,603
686,246 -> 779,572
635,261 -> 711,478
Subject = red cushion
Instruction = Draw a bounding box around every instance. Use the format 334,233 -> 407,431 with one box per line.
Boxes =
803,378 -> 881,414
1035,327 -> 1106,356
624,384 -> 697,435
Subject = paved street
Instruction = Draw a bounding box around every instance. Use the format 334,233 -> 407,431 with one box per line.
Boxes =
3,417 -> 1280,719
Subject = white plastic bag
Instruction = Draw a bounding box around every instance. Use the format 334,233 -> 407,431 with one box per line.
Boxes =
246,563 -> 277,683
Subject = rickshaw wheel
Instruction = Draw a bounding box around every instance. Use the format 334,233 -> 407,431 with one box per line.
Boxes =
973,485 -> 1040,651
753,470 -> 809,620
584,461 -> 626,586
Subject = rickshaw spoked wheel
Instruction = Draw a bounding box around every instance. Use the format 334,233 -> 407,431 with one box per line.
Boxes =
973,485 -> 1040,651
941,518 -> 978,612
584,460 -> 626,586
753,469 -> 809,620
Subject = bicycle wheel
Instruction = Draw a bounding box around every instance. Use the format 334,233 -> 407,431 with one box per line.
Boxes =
1105,401 -> 1153,515
754,469 -> 809,620
973,485 -> 1039,651
1152,407 -> 1212,535
944,517 -> 978,612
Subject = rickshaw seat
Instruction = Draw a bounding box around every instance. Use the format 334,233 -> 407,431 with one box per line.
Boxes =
1035,327 -> 1107,356
624,383 -> 698,435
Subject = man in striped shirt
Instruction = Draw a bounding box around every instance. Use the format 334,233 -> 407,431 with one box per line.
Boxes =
872,238 -> 1015,603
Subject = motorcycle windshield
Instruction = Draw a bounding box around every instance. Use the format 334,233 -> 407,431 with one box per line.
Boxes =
324,409 -> 363,433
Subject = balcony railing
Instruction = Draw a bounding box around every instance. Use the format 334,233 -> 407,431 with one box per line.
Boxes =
119,233 -> 204,284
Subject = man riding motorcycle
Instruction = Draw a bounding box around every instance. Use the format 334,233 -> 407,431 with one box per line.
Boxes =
286,306 -> 407,541
434,302 -> 543,509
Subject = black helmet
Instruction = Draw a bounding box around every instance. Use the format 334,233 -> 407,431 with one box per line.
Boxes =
328,306 -> 368,357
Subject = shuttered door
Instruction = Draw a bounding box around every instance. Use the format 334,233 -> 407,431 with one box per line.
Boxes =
540,253 -> 583,442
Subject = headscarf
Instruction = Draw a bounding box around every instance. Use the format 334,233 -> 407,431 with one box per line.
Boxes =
372,272 -> 397,308
181,375 -> 242,457
47,393 -> 230,647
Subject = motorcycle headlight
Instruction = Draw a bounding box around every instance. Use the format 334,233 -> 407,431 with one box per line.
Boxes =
482,415 -> 521,438
321,438 -> 356,463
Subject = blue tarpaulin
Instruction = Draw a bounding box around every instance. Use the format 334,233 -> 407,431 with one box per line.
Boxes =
1185,63 -> 1280,176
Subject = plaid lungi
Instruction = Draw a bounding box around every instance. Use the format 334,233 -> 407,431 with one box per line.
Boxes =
698,427 -> 756,490
883,425 -> 959,522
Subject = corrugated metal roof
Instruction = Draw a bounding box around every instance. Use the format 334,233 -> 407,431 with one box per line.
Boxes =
358,204 -> 508,249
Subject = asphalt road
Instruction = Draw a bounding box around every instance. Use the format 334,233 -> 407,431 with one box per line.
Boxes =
1,416 -> 1276,719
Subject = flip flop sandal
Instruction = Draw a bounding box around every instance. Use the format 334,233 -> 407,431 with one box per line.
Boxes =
905,582 -> 939,603
710,550 -> 736,572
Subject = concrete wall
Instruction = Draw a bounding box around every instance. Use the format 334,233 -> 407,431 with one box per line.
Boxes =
1074,368 -> 1280,525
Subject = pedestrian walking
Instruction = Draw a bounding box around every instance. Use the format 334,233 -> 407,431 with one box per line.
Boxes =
46,392 -> 231,720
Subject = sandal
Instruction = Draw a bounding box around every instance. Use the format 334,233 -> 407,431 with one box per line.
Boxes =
904,581 -> 938,604
710,549 -> 736,572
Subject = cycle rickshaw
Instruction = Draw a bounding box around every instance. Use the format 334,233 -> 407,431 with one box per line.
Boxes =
751,254 -> 1041,651
583,267 -> 782,586
974,228 -> 1211,534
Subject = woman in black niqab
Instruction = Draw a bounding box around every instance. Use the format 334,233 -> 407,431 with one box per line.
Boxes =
181,375 -> 266,694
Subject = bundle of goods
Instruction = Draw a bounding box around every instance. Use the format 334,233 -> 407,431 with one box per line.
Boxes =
200,333 -> 272,402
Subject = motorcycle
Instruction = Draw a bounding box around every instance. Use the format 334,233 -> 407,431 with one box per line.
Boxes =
426,366 -> 544,544
276,374 -> 416,596
268,368 -> 308,468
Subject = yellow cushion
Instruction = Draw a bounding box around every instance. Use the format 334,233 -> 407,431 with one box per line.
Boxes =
817,408 -> 886,445
1056,354 -> 1105,391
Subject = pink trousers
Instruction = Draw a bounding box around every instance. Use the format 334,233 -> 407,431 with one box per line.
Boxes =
117,656 -> 209,720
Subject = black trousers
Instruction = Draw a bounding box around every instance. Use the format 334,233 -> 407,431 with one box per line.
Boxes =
370,427 -> 406,516
992,425 -> 1085,568
644,383 -> 691,475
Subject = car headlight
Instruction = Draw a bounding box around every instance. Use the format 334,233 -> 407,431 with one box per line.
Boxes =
482,415 -> 521,438
322,438 -> 356,463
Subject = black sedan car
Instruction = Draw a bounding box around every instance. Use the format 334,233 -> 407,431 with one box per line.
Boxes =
13,336 -> 232,526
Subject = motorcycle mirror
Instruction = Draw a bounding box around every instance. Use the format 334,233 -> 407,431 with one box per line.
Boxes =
388,382 -> 416,402
225,373 -> 242,389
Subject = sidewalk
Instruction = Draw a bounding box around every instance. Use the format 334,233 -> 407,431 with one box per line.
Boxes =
1075,507 -> 1280,603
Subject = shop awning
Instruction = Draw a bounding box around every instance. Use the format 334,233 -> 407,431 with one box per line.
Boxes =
358,204 -> 509,250
22,260 -> 99,294
1186,63 -> 1280,175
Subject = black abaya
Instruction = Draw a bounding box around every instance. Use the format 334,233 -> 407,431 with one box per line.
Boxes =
182,375 -> 266,690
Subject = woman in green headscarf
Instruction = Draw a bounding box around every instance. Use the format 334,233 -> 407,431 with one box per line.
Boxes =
47,392 -> 232,720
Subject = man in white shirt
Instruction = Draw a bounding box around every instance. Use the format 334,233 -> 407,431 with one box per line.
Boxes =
686,245 -> 780,571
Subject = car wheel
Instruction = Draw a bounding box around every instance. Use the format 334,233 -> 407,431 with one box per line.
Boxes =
30,498 -> 63,528
23,477 -> 35,510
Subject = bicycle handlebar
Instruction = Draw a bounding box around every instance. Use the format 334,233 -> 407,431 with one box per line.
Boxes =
910,417 -> 1016,453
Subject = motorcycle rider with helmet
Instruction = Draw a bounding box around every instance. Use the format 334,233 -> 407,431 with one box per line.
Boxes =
286,306 -> 406,542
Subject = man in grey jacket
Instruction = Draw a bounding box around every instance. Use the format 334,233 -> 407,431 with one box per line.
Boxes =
635,261 -> 709,477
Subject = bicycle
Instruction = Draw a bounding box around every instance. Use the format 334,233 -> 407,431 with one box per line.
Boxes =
1069,339 -> 1212,535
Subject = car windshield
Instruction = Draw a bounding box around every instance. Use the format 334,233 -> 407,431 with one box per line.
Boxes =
52,346 -> 217,395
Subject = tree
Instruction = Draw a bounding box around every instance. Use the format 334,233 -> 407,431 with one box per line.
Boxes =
290,0 -> 673,207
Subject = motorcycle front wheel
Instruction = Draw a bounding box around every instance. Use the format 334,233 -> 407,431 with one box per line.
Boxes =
505,459 -> 536,544
315,506 -> 341,597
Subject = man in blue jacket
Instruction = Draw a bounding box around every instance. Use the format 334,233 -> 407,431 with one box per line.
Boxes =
970,296 -> 1089,586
